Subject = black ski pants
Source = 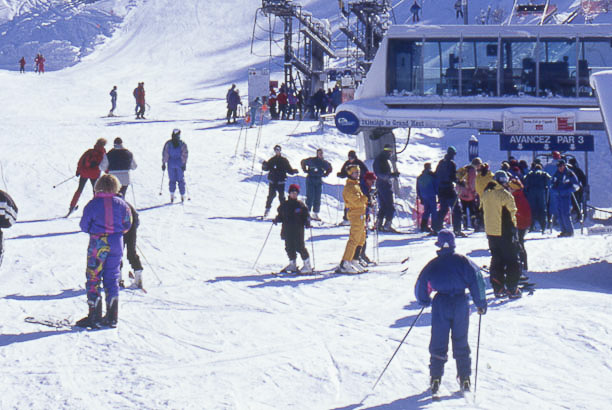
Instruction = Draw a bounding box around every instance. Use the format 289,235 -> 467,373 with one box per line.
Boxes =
265,182 -> 285,210
487,234 -> 521,292
284,229 -> 309,261
123,224 -> 143,271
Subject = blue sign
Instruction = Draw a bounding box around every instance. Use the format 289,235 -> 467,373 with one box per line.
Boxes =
499,134 -> 594,152
335,110 -> 360,135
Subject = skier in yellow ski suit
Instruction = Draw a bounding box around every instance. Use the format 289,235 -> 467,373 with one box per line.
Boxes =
339,165 -> 369,273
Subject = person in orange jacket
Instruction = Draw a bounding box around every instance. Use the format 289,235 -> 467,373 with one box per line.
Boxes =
508,178 -> 532,271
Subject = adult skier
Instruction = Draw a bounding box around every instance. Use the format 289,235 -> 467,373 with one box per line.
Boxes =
372,144 -> 399,232
273,184 -> 312,274
300,148 -> 332,221
508,178 -> 532,271
99,137 -> 137,197
19,57 -> 26,73
226,87 -> 242,124
0,189 -> 18,268
69,138 -> 107,216
414,229 -> 487,398
410,0 -> 421,22
133,82 -> 146,119
523,163 -> 551,233
338,165 -> 368,274
262,145 -> 298,217
481,170 -> 521,298
416,162 -> 437,233
162,129 -> 189,203
337,150 -> 368,225
456,161 -> 479,231
551,160 -> 580,237
109,86 -> 117,117
354,171 -> 377,266
433,146 -> 463,236
76,174 -> 132,329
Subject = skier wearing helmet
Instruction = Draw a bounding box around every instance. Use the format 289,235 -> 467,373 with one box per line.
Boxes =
162,129 -> 189,203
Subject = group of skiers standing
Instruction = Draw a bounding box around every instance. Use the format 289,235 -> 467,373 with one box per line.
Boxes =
67,128 -> 189,328
105,83 -> 146,119
18,54 -> 45,73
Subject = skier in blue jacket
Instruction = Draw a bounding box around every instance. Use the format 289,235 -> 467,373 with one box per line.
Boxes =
162,129 -> 189,203
551,160 -> 580,237
414,229 -> 487,396
300,148 -> 332,220
416,162 -> 438,232
77,174 -> 132,328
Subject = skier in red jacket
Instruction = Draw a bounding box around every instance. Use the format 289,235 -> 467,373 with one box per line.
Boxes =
68,138 -> 107,215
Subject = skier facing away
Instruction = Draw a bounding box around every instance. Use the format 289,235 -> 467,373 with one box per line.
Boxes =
338,165 -> 368,274
100,137 -> 137,197
262,145 -> 298,217
109,86 -> 117,117
273,184 -> 312,274
414,229 -> 487,397
69,138 -> 107,215
133,82 -> 146,119
76,174 -> 132,329
162,129 -> 189,203
0,189 -> 18,268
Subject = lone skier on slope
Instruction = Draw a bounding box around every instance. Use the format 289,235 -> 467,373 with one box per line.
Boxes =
0,189 -> 18,268
109,86 -> 117,117
262,145 -> 298,217
414,229 -> 487,398
162,129 -> 189,203
273,184 -> 312,274
69,138 -> 107,216
76,174 -> 132,329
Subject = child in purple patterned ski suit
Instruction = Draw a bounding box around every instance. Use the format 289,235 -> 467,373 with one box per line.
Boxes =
76,174 -> 132,328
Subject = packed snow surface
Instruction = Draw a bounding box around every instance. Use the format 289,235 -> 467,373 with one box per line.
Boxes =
1,1 -> 612,409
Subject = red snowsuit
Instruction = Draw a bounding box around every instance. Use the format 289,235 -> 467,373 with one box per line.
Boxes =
70,144 -> 107,210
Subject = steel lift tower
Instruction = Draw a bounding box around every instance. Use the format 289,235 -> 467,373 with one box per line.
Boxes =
257,0 -> 336,97
339,0 -> 392,73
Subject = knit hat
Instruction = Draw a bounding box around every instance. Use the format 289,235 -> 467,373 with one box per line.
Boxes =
364,171 -> 377,181
172,128 -> 181,139
494,170 -> 509,185
552,151 -> 561,160
435,229 -> 456,249
288,184 -> 300,193
557,159 -> 566,167
447,146 -> 457,155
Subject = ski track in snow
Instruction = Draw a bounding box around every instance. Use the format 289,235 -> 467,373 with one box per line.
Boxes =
0,0 -> 611,409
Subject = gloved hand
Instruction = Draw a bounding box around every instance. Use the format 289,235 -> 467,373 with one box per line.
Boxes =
162,164 -> 166,171
291,168 -> 299,174
272,218 -> 279,225
75,170 -> 80,177
391,171 -> 400,177
181,165 -> 186,171
477,307 -> 487,315
336,172 -> 343,177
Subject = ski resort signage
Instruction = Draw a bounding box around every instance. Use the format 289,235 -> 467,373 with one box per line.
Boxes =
500,134 -> 594,152
503,114 -> 576,135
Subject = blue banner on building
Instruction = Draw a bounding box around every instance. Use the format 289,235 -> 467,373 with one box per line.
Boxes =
499,134 -> 594,152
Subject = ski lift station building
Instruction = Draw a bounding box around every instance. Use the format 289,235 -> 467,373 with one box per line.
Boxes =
335,24 -> 612,157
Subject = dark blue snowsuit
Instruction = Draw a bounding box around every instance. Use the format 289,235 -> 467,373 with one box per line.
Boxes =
523,169 -> 551,231
416,169 -> 438,230
373,150 -> 395,227
433,154 -> 462,233
301,156 -> 332,213
551,167 -> 580,236
415,248 -> 487,379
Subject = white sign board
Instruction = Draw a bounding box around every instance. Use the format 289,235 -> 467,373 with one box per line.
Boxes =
503,113 -> 576,135
248,68 -> 270,105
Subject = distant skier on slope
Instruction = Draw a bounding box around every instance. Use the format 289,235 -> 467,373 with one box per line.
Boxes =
76,174 -> 132,329
273,184 -> 312,274
162,129 -> 189,203
133,82 -> 146,119
109,86 -> 117,117
19,57 -> 26,73
0,189 -> 18,268
414,229 -> 487,398
69,138 -> 107,216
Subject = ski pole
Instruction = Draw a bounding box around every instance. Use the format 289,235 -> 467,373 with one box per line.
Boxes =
53,175 -> 77,188
253,222 -> 274,269
309,225 -> 316,270
249,171 -> 264,216
372,306 -> 425,391
130,183 -> 137,207
474,314 -> 482,396
159,170 -> 165,196
136,244 -> 162,285
184,175 -> 191,201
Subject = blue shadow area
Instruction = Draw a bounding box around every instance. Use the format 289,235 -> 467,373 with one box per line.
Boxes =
529,261 -> 612,294
4,289 -> 84,301
0,329 -> 74,347
8,230 -> 81,240
466,248 -> 491,258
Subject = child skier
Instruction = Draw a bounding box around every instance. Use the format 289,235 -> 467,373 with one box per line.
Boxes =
273,184 -> 312,273
76,174 -> 132,329
414,229 -> 487,397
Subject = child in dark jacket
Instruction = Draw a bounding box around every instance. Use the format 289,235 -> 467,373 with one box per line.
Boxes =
76,174 -> 132,329
273,184 -> 312,273
414,229 -> 487,396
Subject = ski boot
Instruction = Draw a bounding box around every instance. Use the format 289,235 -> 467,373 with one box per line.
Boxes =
351,260 -> 367,272
263,208 -> 270,218
299,258 -> 313,274
170,193 -> 175,203
282,260 -> 298,273
311,212 -> 321,221
458,376 -> 471,393
430,377 -> 441,400
337,260 -> 360,274
181,195 -> 185,203
102,296 -> 118,328
75,297 -> 103,329
507,287 -> 522,299
132,269 -> 143,288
